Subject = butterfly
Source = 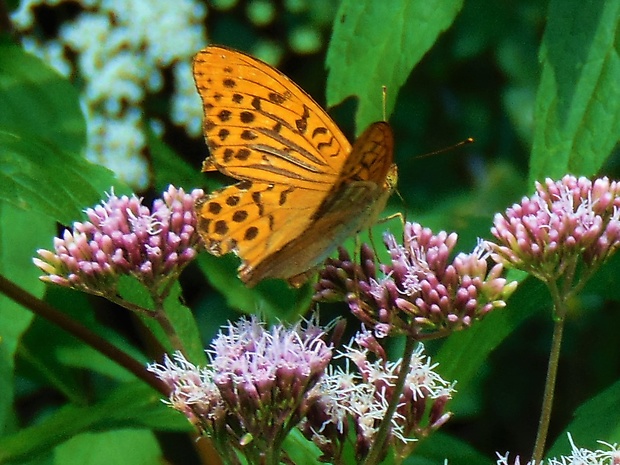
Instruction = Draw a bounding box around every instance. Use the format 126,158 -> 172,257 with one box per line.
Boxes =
193,45 -> 397,287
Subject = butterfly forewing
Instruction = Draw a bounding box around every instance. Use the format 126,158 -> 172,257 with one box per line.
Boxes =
342,121 -> 394,185
193,46 -> 352,191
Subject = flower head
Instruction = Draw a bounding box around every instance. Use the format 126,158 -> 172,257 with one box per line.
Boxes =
34,185 -> 204,297
315,222 -> 517,338
489,175 -> 620,285
300,328 -> 455,462
147,352 -> 226,435
149,316 -> 333,459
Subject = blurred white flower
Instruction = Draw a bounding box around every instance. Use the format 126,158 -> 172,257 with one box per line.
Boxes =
11,0 -> 208,189
497,434 -> 620,465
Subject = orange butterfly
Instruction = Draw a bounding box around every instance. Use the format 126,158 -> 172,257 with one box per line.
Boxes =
193,45 -> 397,287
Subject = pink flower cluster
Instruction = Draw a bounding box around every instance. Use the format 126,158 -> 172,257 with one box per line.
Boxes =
34,185 -> 204,295
149,319 -> 455,464
315,222 -> 516,338
148,316 -> 333,460
490,175 -> 620,282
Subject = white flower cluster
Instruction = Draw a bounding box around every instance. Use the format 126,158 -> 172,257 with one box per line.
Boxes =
11,0 -> 207,189
497,434 -> 620,465
147,352 -> 221,415
320,337 -> 455,444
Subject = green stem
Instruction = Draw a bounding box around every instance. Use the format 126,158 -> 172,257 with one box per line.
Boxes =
532,279 -> 568,462
107,285 -> 189,356
263,444 -> 279,465
362,336 -> 418,465
106,293 -> 154,317
1,275 -> 222,465
151,294 -> 189,356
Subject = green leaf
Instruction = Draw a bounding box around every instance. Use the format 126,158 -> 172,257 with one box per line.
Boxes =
0,130 -> 123,225
54,429 -> 162,465
148,130 -> 204,194
117,277 -> 207,364
408,431 -> 492,465
0,202 -> 55,432
18,285 -> 152,405
283,429 -> 322,465
0,382 -> 188,464
436,276 -> 548,389
0,41 -> 126,225
0,42 -> 85,154
547,378 -> 620,457
529,0 -> 620,183
581,251 -> 620,300
326,0 -> 463,134
197,253 -> 314,322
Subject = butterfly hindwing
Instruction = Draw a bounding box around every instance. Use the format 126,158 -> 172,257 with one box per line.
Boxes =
196,180 -> 327,280
341,121 -> 394,185
246,177 -> 395,287
316,122 -> 395,218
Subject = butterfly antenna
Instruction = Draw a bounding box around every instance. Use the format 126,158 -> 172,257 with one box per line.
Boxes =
415,137 -> 475,159
382,85 -> 388,122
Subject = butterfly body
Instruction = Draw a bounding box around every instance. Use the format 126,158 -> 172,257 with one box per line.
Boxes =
193,46 -> 396,287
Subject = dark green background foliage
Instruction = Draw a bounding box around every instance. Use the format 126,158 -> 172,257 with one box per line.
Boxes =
0,0 -> 619,464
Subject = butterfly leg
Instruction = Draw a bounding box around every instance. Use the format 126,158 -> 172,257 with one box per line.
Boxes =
367,211 -> 406,258
377,211 -> 406,228
366,227 -> 379,259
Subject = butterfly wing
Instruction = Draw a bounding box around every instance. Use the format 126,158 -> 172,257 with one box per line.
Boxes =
245,122 -> 397,287
315,121 -> 396,220
193,45 -> 355,284
193,46 -> 351,190
193,46 -> 397,287
248,176 -> 395,287
196,179 -> 327,267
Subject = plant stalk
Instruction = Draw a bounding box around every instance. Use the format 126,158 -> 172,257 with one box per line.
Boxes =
0,274 -> 169,395
363,336 -> 417,465
532,280 -> 568,462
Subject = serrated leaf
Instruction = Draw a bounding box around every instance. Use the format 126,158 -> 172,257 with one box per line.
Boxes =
0,42 -> 85,154
0,130 -> 123,225
529,0 -> 620,183
326,0 -> 463,134
0,41 -> 127,224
